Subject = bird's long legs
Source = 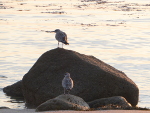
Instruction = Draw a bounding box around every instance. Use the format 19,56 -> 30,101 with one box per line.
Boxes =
58,42 -> 59,48
62,43 -> 63,48
67,89 -> 70,94
58,42 -> 64,48
64,88 -> 66,95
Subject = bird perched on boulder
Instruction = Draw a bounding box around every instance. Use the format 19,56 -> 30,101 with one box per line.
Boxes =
62,72 -> 73,94
50,29 -> 69,48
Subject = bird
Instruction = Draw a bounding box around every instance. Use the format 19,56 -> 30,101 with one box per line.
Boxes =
62,72 -> 73,95
51,29 -> 69,48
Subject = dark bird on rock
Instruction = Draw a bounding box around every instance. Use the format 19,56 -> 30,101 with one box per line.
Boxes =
51,29 -> 69,48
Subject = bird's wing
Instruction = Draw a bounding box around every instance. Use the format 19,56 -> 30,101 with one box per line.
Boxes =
60,32 -> 67,42
55,32 -> 66,42
62,32 -> 67,40
62,78 -> 73,89
70,78 -> 73,89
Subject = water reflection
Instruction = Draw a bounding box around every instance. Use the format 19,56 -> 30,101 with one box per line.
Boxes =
0,93 -> 25,109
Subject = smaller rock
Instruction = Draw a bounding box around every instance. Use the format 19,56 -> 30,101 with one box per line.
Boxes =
88,96 -> 131,109
0,107 -> 10,109
0,75 -> 7,78
36,94 -> 90,112
3,80 -> 23,97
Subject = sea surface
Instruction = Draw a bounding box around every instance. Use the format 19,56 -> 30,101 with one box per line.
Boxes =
0,0 -> 150,109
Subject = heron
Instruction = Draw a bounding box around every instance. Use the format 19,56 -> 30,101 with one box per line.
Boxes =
62,72 -> 73,95
51,29 -> 69,48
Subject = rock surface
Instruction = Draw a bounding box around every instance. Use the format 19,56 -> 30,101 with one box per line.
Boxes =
36,94 -> 90,111
88,96 -> 131,109
3,80 -> 23,97
0,107 -> 10,109
22,48 -> 139,107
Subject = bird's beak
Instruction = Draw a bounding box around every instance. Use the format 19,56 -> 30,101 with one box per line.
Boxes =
50,31 -> 55,33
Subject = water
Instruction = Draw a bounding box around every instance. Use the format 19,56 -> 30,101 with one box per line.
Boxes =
0,0 -> 150,109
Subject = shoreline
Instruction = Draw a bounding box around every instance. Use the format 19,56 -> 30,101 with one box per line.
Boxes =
0,109 -> 150,113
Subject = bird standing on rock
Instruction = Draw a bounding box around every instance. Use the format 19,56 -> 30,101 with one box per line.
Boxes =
51,29 -> 69,48
62,72 -> 73,95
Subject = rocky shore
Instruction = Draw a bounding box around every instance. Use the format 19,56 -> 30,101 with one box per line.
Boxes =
2,48 -> 140,112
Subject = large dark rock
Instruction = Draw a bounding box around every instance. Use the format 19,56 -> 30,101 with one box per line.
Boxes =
3,80 -> 23,97
22,48 -> 139,107
36,94 -> 90,111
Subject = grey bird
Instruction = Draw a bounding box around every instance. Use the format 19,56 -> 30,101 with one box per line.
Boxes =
51,29 -> 69,48
62,72 -> 73,94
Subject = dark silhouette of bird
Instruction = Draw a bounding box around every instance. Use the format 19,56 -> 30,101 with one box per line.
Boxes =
51,29 -> 69,48
62,72 -> 73,94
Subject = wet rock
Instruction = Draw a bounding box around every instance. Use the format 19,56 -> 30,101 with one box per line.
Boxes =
88,96 -> 131,109
3,80 -> 23,97
22,48 -> 139,107
0,75 -> 7,78
36,94 -> 90,111
41,11 -> 66,14
0,107 -> 10,109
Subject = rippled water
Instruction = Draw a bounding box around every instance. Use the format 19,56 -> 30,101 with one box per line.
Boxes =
0,0 -> 150,109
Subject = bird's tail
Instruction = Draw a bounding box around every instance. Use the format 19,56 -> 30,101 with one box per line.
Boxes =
63,41 -> 69,45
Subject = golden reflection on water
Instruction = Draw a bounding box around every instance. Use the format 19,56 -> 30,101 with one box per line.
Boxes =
0,0 -> 150,109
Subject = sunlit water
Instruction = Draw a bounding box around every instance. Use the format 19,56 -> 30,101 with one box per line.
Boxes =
0,0 -> 150,109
